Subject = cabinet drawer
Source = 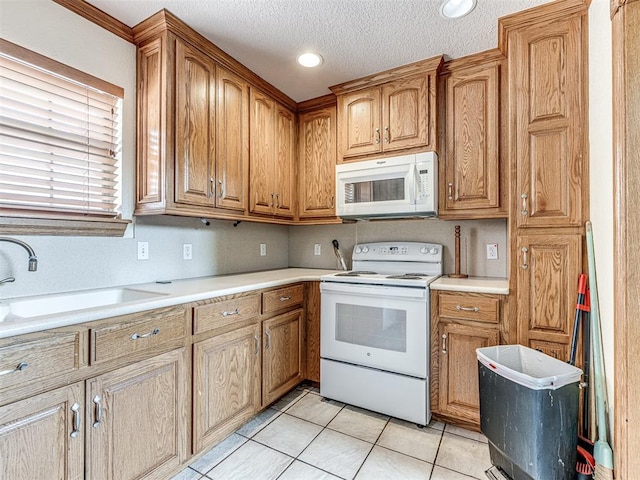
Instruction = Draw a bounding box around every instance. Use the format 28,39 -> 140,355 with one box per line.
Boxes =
262,284 -> 304,314
90,306 -> 187,365
0,331 -> 84,392
438,293 -> 499,324
193,293 -> 260,334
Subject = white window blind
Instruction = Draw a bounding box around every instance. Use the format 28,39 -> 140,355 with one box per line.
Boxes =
0,42 -> 123,218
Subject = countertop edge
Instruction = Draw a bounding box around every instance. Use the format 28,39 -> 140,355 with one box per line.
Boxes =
430,277 -> 509,295
0,268 -> 336,339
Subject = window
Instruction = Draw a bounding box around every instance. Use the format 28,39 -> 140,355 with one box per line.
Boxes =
0,39 -> 129,235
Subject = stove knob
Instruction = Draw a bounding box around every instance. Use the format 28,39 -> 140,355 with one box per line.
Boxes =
420,246 -> 428,254
355,247 -> 362,254
429,247 -> 439,255
362,246 -> 369,253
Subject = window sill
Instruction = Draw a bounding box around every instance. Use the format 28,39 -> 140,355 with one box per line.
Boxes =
0,215 -> 131,236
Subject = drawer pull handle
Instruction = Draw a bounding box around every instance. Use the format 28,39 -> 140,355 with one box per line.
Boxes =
448,183 -> 453,201
521,193 -> 528,216
0,361 -> 28,376
254,335 -> 260,355
92,395 -> 102,428
456,305 -> 479,313
131,328 -> 160,340
70,403 -> 81,438
375,128 -> 380,144
442,334 -> 447,354
279,296 -> 291,302
384,126 -> 390,143
222,309 -> 240,317
522,247 -> 529,270
265,330 -> 271,350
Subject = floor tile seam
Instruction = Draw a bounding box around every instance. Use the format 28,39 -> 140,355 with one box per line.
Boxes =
323,423 -> 380,445
285,399 -> 346,427
236,409 -> 284,439
277,456 -> 350,480
433,463 -> 482,479
203,438 -> 293,476
350,440 -> 376,480
286,417 -> 330,462
273,390 -> 309,413
189,436 -> 248,476
372,444 -> 436,468
371,417 -> 391,445
442,428 -> 488,445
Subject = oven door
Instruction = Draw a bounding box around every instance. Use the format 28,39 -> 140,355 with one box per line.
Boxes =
320,282 -> 428,378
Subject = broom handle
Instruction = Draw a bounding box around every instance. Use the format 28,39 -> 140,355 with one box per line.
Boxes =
586,222 -> 608,444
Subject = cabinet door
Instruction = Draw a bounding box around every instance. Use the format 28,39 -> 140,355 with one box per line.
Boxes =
193,324 -> 260,453
516,234 -> 582,360
274,104 -> 296,217
442,63 -> 501,215
175,39 -> 216,207
86,348 -> 187,480
511,17 -> 584,228
216,66 -> 249,212
298,106 -> 337,218
262,309 -> 303,405
382,75 -> 429,152
338,88 -> 381,158
438,322 -> 498,424
0,382 -> 84,480
249,89 -> 276,215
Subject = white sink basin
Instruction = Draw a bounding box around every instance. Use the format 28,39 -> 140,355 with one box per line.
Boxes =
1,287 -> 168,321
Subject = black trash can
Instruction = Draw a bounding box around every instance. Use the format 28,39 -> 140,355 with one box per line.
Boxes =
477,345 -> 583,480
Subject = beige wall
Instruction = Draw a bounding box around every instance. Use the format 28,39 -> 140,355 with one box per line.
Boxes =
588,0 -> 615,432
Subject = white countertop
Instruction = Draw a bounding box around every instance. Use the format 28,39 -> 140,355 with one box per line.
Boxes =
0,268 -> 337,339
430,276 -> 509,295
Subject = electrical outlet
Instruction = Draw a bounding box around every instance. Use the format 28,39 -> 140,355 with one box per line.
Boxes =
137,241 -> 149,260
314,243 -> 321,256
260,243 -> 267,256
183,243 -> 192,260
486,243 -> 498,260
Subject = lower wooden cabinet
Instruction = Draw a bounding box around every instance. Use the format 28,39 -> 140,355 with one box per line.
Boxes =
86,348 -> 188,480
262,308 -> 303,406
0,381 -> 85,480
431,291 -> 501,427
193,323 -> 261,453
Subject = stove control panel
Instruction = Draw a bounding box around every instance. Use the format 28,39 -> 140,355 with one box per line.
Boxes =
352,242 -> 442,262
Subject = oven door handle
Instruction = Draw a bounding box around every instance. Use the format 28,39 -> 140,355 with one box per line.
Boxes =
320,282 -> 427,300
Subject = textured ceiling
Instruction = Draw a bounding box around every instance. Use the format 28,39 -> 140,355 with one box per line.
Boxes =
86,0 -> 552,102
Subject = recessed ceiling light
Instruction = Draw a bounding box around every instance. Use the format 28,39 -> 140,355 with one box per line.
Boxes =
440,0 -> 477,19
297,52 -> 323,68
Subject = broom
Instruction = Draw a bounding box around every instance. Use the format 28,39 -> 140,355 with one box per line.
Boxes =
585,222 -> 614,480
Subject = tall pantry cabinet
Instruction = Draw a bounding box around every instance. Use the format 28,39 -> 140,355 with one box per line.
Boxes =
502,2 -> 589,360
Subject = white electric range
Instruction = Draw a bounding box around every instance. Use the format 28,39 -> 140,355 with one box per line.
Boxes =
320,241 -> 443,425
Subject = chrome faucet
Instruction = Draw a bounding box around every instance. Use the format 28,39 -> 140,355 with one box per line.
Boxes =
0,237 -> 38,272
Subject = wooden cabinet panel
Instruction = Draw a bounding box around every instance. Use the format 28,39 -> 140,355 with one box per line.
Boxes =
298,106 -> 337,218
382,75 -> 429,152
90,306 -> 187,365
175,39 -> 216,207
193,293 -> 260,335
137,37 -> 165,205
511,16 -> 584,228
86,348 -> 187,480
216,66 -> 249,212
262,309 -> 303,405
193,324 -> 260,453
262,284 -> 304,315
516,234 -> 582,361
0,382 -> 84,480
0,330 -> 84,393
438,322 -> 499,424
274,105 -> 296,217
438,292 -> 500,324
339,89 -> 381,158
441,59 -> 502,217
304,282 -> 321,383
249,89 -> 275,215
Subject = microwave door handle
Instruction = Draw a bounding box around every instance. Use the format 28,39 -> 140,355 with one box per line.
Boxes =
408,165 -> 418,205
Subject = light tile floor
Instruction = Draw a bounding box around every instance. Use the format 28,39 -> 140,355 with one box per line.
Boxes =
173,384 -> 492,480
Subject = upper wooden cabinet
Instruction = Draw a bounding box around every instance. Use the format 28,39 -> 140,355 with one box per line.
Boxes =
133,11 -> 298,223
298,102 -> 337,218
249,89 -> 296,218
331,57 -> 443,162
439,51 -> 506,219
508,14 -> 586,228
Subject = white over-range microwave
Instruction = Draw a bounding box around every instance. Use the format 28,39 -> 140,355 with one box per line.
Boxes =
335,152 -> 438,219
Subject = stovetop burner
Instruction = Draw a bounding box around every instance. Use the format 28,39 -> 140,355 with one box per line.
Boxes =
334,270 -> 378,277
